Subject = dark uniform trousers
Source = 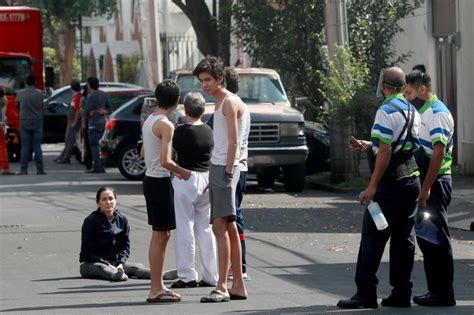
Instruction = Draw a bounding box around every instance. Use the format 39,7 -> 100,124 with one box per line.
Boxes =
416,175 -> 454,297
355,177 -> 420,298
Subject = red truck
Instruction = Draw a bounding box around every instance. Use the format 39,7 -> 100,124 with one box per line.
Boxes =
0,6 -> 43,160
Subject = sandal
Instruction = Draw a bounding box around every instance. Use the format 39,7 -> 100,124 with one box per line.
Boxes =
200,290 -> 230,303
146,290 -> 182,303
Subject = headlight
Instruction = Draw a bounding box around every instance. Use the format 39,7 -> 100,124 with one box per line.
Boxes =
280,123 -> 304,137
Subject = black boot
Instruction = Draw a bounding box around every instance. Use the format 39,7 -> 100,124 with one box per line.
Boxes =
413,292 -> 456,306
337,294 -> 378,309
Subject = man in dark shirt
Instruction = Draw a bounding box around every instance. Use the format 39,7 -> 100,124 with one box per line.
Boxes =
16,74 -> 45,175
84,77 -> 111,173
170,92 -> 218,289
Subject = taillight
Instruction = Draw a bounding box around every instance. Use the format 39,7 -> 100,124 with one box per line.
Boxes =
106,119 -> 117,130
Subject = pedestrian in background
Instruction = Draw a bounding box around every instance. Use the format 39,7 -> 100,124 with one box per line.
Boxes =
0,87 -> 13,175
194,57 -> 248,303
80,186 -> 151,281
142,79 -> 189,303
80,86 -> 92,170
55,80 -> 82,164
338,67 -> 421,309
404,71 -> 456,307
16,74 -> 45,175
170,92 -> 218,289
84,77 -> 110,173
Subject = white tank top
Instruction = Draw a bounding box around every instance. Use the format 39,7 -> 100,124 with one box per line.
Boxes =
211,94 -> 247,166
142,114 -> 171,178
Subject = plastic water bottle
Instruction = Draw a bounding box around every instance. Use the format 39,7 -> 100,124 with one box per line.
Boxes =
367,201 -> 389,230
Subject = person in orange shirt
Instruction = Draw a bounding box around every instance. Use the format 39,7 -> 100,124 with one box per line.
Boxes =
0,87 -> 13,175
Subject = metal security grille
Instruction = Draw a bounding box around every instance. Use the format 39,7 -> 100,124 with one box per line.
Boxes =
249,123 -> 279,143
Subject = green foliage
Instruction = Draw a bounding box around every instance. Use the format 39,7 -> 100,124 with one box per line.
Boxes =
117,54 -> 142,84
347,0 -> 424,87
318,46 -> 369,128
232,0 -> 326,112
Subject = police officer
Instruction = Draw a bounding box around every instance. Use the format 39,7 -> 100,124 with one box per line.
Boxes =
338,67 -> 421,309
404,71 -> 456,306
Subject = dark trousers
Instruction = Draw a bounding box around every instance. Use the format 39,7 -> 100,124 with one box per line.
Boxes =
88,124 -> 105,171
355,177 -> 420,298
235,171 -> 247,273
19,119 -> 43,171
83,122 -> 92,169
80,261 -> 150,281
416,175 -> 454,297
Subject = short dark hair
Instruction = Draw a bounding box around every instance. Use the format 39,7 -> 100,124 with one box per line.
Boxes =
412,64 -> 426,73
95,186 -> 116,204
25,74 -> 36,86
183,92 -> 206,118
406,71 -> 432,89
87,77 -> 99,90
155,79 -> 180,109
193,57 -> 225,83
70,80 -> 80,92
225,69 -> 239,94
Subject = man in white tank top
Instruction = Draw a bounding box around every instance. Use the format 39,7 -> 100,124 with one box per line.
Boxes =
142,80 -> 191,303
194,57 -> 248,302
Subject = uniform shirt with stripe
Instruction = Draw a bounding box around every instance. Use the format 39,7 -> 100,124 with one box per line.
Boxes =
371,93 -> 421,179
417,94 -> 454,175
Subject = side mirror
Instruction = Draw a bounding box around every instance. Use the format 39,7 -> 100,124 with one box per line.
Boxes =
294,97 -> 308,115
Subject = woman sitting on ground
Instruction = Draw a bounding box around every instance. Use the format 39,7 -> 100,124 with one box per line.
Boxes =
79,186 -> 150,281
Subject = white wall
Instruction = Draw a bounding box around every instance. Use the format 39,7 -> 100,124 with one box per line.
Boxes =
456,0 -> 474,174
391,3 -> 437,87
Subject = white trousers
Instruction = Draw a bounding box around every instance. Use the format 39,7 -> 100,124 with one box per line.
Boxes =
172,171 -> 218,284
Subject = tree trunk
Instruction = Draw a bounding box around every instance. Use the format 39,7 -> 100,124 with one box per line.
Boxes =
172,0 -> 219,57
218,0 -> 231,65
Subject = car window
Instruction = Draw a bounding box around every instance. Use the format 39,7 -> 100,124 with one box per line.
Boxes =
176,75 -> 215,103
239,74 -> 288,104
48,89 -> 73,105
108,94 -> 138,111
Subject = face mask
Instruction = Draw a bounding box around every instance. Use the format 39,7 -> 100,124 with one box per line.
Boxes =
410,97 -> 425,109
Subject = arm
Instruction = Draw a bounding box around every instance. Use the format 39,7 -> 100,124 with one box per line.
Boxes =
359,142 -> 391,204
80,218 -> 107,264
222,98 -> 240,176
71,94 -> 81,127
115,215 -> 131,264
419,142 -> 445,207
156,120 -> 191,180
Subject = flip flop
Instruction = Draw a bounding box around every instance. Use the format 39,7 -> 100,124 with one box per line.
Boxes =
200,290 -> 230,303
229,293 -> 247,300
146,291 -> 182,303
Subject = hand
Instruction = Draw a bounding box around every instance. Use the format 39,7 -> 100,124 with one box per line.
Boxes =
348,136 -> 368,152
70,122 -> 76,128
418,189 -> 430,208
358,185 -> 376,204
225,167 -> 234,179
181,170 -> 191,181
116,264 -> 124,273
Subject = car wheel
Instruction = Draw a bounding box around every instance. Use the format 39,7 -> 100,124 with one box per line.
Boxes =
282,163 -> 306,192
256,168 -> 276,189
118,143 -> 146,180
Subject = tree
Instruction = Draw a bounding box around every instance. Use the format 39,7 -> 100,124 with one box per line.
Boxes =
13,0 -> 117,86
172,0 -> 232,65
347,0 -> 424,87
232,0 -> 326,113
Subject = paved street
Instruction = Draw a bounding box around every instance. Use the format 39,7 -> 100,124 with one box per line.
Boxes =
1,145 -> 473,314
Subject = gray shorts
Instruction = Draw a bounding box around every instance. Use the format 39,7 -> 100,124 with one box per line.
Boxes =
208,164 -> 240,223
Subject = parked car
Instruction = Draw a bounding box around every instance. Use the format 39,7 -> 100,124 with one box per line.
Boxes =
43,84 -> 149,143
101,93 -> 331,186
170,68 -> 309,192
100,94 -> 152,180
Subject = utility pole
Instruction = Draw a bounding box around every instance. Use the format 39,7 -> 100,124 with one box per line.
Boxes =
324,0 -> 352,183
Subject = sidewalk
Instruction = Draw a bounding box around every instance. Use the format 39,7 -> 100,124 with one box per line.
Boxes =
307,173 -> 474,231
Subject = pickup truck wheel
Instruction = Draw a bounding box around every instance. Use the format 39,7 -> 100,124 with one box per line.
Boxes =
282,163 -> 306,192
118,143 -> 146,180
257,171 -> 276,189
